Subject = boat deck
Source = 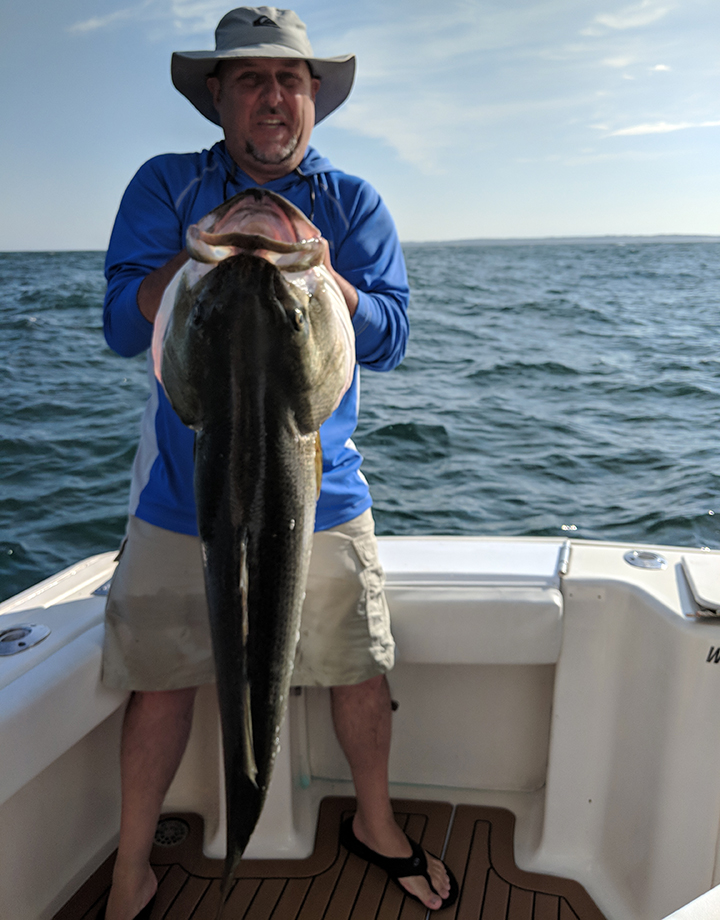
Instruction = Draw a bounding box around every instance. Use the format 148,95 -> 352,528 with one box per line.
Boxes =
54,797 -> 606,920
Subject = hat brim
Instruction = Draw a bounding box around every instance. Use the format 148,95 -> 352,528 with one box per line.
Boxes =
171,48 -> 355,126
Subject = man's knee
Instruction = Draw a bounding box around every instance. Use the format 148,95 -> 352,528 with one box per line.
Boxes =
126,686 -> 198,723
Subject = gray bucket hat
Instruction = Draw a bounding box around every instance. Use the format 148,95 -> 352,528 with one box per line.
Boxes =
171,6 -> 355,126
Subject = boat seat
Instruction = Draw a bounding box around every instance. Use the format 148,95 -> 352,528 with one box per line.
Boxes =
378,538 -> 565,665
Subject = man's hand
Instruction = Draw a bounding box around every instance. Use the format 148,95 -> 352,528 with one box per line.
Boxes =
322,241 -> 358,318
137,250 -> 190,323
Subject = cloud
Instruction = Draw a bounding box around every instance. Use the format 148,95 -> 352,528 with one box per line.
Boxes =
334,87 -> 596,173
327,1 -> 598,82
68,1 -> 152,33
68,0 -> 225,35
516,149 -> 665,165
609,119 -> 720,135
312,4 -> 575,170
167,0 -> 229,34
651,64 -> 670,70
325,0 -> 707,172
582,0 -> 675,34
561,149 -> 664,163
332,93 -> 480,174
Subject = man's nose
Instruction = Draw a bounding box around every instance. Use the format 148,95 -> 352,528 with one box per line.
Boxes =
261,77 -> 283,106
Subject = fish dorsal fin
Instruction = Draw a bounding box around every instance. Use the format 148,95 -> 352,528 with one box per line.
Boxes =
315,433 -> 323,498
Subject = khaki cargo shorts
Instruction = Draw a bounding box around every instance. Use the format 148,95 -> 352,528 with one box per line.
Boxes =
101,509 -> 395,691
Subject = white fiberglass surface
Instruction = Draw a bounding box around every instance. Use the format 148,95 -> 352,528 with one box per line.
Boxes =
379,537 -> 564,586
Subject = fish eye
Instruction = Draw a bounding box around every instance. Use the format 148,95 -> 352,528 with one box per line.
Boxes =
292,308 -> 305,330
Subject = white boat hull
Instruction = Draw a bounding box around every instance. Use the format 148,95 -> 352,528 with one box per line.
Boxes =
3,536 -> 720,920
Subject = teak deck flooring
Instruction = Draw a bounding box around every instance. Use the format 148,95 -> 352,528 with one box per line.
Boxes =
55,797 -> 607,920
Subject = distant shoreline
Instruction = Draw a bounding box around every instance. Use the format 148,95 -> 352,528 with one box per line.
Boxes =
2,235 -> 720,255
402,234 -> 720,247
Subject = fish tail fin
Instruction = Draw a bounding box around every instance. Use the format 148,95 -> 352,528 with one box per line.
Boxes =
216,851 -> 241,920
217,775 -> 264,919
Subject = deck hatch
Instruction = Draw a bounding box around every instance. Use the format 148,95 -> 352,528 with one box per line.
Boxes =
681,553 -> 720,616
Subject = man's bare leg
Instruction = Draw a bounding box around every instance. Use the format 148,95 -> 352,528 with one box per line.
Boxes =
105,687 -> 197,920
330,675 -> 451,910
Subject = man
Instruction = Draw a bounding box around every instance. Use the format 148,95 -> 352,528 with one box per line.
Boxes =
101,8 -> 457,919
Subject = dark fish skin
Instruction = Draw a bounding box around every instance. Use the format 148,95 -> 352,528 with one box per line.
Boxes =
191,255 -> 317,886
158,209 -> 353,914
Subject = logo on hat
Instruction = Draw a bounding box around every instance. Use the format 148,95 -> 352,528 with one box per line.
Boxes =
253,15 -> 278,27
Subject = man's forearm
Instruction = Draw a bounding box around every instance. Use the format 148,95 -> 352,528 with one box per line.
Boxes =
330,267 -> 359,317
321,242 -> 359,317
137,250 -> 190,323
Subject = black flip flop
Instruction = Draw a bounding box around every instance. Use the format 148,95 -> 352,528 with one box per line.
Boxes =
340,816 -> 459,911
97,894 -> 156,920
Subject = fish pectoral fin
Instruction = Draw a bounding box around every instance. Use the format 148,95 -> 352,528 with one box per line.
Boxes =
238,535 -> 259,789
315,432 -> 323,498
243,681 -> 259,788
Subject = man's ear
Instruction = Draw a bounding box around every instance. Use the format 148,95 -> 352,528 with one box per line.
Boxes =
207,75 -> 221,107
310,77 -> 320,103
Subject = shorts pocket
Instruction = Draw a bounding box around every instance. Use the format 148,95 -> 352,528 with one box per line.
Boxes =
349,534 -> 394,671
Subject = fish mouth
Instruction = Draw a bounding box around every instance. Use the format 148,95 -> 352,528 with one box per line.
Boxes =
186,190 -> 324,269
187,225 -> 323,269
187,188 -> 321,262
214,197 -> 298,243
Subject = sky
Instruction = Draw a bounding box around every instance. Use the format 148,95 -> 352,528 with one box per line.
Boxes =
2,0 -> 719,248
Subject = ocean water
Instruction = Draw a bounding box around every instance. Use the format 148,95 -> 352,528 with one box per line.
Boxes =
2,241 -> 720,602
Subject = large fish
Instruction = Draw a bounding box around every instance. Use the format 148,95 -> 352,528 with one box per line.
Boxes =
150,189 -> 355,910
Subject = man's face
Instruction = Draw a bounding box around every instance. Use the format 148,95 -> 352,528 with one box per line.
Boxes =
207,57 -> 320,183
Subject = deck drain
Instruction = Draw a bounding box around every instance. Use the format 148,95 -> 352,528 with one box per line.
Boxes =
154,818 -> 190,847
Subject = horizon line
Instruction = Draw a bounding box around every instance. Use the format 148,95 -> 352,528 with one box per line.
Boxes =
2,233 -> 720,255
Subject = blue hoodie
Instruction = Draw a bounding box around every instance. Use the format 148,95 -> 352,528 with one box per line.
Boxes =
104,142 -> 409,535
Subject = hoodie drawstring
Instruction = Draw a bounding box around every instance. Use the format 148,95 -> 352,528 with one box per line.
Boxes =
220,157 -> 316,223
294,167 -> 316,221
